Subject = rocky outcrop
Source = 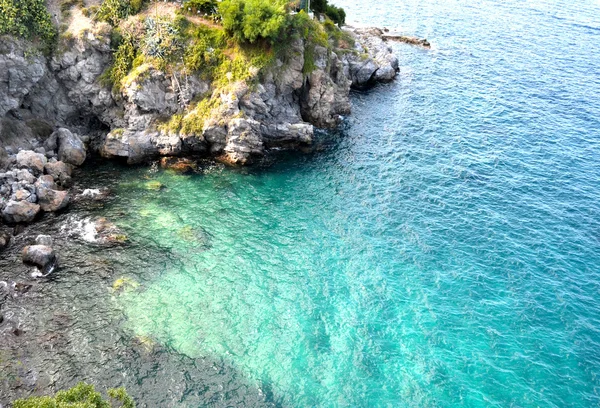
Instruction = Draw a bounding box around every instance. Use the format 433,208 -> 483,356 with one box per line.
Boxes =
0,21 -> 399,209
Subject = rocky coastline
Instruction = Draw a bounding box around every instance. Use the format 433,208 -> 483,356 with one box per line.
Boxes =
0,5 -> 407,401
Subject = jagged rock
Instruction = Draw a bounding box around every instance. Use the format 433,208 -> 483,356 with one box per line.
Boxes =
222,119 -> 264,165
22,244 -> 56,271
2,200 -> 40,223
35,174 -> 56,189
35,175 -> 69,211
123,67 -> 178,114
13,188 -> 36,203
37,187 -> 69,212
0,37 -> 47,118
16,150 -> 47,174
56,128 -> 86,166
16,169 -> 35,184
44,161 -> 72,187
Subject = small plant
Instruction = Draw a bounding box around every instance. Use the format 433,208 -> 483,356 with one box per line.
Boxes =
12,382 -> 135,408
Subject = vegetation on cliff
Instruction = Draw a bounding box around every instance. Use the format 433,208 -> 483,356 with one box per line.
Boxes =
12,382 -> 135,408
0,0 -> 56,49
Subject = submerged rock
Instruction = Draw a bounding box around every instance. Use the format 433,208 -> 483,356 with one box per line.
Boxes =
2,200 -> 40,223
144,180 -> 164,191
35,234 -> 53,246
22,244 -> 57,272
159,157 -> 198,173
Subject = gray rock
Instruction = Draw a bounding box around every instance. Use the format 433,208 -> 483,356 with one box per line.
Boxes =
37,186 -> 69,212
0,231 -> 11,250
16,150 -> 47,174
43,131 -> 58,152
2,200 -> 40,223
22,244 -> 56,271
35,234 -> 53,246
44,161 -> 72,187
56,128 -> 86,166
16,169 -> 35,184
35,174 -> 56,190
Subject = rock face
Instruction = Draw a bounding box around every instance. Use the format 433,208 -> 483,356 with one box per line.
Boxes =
94,26 -> 398,165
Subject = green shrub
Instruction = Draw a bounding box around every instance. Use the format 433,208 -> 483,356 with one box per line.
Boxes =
0,0 -> 57,48
96,0 -> 144,26
12,382 -> 135,408
219,0 -> 289,44
325,4 -> 345,26
105,34 -> 137,90
183,25 -> 226,77
308,0 -> 345,26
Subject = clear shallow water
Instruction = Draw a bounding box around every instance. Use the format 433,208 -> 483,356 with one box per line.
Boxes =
3,0 -> 600,406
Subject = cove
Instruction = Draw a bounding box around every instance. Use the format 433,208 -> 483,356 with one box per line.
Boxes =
2,0 -> 600,405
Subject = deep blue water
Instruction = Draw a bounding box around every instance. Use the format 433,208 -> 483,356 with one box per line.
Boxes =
4,0 -> 600,406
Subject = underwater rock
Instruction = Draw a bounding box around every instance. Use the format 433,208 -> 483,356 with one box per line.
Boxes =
22,244 -> 57,272
2,200 -> 40,223
159,157 -> 198,173
144,180 -> 164,191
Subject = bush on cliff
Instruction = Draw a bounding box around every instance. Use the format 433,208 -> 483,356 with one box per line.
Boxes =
219,0 -> 289,44
0,0 -> 56,47
309,0 -> 345,26
96,0 -> 144,26
12,382 -> 135,408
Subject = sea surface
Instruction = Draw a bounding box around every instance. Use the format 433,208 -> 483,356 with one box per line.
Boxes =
3,0 -> 600,406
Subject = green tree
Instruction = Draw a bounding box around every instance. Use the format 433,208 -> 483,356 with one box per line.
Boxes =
219,0 -> 289,44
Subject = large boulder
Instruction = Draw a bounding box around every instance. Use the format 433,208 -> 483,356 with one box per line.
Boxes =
16,150 -> 47,175
56,128 -> 86,166
2,200 -> 40,223
35,175 -> 69,212
44,161 -> 72,187
22,244 -> 56,272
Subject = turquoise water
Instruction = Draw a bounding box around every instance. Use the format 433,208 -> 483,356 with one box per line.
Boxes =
87,0 -> 600,406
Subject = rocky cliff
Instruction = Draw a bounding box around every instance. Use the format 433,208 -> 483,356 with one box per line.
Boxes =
0,11 -> 398,225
